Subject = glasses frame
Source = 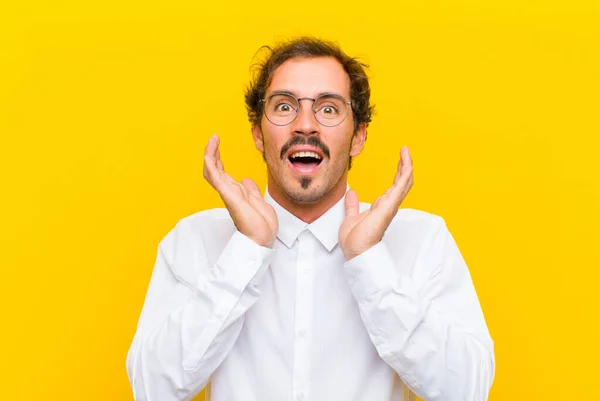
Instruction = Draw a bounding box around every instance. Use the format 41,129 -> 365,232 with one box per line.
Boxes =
260,92 -> 353,127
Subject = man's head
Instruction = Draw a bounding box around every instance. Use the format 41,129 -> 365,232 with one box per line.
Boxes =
245,37 -> 373,204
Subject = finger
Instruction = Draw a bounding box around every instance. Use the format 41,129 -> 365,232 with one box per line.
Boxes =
393,146 -> 412,185
241,178 -> 262,198
213,134 -> 221,162
216,144 -> 224,171
214,136 -> 227,172
401,146 -> 412,169
204,134 -> 218,160
203,135 -> 219,179
203,135 -> 228,191
384,160 -> 413,208
225,172 -> 241,189
385,146 -> 411,198
392,146 -> 412,185
344,189 -> 360,218
401,173 -> 414,199
389,164 -> 413,204
213,136 -> 236,182
393,159 -> 402,185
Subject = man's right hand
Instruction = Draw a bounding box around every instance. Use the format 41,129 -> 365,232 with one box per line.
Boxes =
203,134 -> 278,248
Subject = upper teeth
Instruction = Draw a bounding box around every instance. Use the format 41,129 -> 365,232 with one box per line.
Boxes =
290,151 -> 322,160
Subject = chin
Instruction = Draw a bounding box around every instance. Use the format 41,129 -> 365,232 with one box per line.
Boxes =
283,181 -> 328,204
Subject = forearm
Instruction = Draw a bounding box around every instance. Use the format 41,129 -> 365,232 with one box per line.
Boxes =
354,276 -> 494,400
126,231 -> 273,401
344,235 -> 494,401
127,288 -> 260,400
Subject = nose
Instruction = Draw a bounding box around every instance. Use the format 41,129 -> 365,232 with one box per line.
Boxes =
290,99 -> 319,136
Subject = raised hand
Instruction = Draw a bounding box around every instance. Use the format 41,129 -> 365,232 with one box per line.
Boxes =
203,134 -> 278,248
339,146 -> 414,260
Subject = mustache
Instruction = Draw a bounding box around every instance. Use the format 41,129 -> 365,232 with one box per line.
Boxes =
279,136 -> 331,160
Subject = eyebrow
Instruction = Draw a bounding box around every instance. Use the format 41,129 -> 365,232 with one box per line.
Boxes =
267,89 -> 345,98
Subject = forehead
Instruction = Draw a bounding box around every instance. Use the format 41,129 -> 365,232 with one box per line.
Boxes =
267,57 -> 351,98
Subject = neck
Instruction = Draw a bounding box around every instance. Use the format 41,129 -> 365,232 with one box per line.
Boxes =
267,174 -> 348,224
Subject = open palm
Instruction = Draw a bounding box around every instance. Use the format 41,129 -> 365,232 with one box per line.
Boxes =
203,134 -> 278,248
339,147 -> 414,260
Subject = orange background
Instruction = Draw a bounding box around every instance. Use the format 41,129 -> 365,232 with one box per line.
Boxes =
1,1 -> 598,400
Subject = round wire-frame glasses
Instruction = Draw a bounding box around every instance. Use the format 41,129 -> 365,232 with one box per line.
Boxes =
260,92 -> 353,127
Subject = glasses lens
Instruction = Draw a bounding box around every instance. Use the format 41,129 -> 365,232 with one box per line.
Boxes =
265,94 -> 298,126
314,94 -> 349,126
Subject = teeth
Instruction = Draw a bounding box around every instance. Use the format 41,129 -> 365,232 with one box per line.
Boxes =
290,151 -> 322,160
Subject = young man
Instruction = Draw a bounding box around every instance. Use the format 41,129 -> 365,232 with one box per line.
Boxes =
126,37 -> 495,401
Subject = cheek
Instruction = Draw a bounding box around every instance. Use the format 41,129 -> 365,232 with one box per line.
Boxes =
262,133 -> 286,161
327,133 -> 354,161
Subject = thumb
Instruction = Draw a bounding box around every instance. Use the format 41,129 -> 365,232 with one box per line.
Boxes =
344,189 -> 360,218
241,178 -> 262,198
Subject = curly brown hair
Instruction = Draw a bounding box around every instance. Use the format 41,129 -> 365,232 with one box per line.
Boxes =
244,37 -> 374,135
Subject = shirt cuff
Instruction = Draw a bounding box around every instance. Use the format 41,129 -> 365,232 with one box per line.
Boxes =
343,241 -> 407,300
196,230 -> 274,294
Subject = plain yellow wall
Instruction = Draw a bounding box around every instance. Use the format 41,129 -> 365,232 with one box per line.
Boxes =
1,1 -> 598,400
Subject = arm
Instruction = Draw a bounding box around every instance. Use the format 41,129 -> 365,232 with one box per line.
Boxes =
343,218 -> 495,401
339,146 -> 494,400
126,227 -> 274,401
127,134 -> 279,400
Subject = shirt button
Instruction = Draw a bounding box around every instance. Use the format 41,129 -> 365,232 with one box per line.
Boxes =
249,260 -> 256,268
406,374 -> 421,389
298,329 -> 306,337
303,267 -> 309,275
297,392 -> 305,400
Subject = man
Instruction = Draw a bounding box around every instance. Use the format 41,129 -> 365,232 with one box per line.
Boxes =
126,37 -> 495,401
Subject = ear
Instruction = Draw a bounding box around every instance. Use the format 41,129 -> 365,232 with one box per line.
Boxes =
252,124 -> 264,153
350,123 -> 367,157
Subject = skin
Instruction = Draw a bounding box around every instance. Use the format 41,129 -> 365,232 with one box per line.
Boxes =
203,56 -> 414,260
251,57 -> 365,223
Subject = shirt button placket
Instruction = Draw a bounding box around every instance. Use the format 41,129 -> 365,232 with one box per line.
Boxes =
292,230 -> 314,401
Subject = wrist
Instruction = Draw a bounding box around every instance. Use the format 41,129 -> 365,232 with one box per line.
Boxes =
247,233 -> 276,249
342,243 -> 374,261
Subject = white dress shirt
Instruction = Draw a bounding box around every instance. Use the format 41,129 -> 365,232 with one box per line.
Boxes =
126,187 -> 495,401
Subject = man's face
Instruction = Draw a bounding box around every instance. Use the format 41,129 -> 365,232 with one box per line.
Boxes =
252,57 -> 366,204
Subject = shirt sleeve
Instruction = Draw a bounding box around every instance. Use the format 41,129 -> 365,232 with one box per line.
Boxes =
343,217 -> 495,401
126,228 -> 274,401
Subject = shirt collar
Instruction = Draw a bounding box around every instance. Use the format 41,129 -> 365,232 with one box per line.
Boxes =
264,184 -> 349,252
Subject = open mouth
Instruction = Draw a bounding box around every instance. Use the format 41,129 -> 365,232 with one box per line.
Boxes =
288,151 -> 323,175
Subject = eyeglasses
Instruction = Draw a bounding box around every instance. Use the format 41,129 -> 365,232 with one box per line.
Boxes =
260,92 -> 352,127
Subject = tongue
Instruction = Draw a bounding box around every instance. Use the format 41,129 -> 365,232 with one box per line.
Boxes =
291,160 -> 320,173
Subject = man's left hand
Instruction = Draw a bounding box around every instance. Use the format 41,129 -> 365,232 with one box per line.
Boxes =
339,146 -> 414,261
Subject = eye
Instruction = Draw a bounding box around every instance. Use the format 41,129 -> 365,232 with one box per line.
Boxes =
276,103 -> 293,112
318,105 -> 339,115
